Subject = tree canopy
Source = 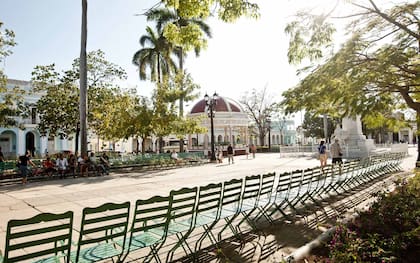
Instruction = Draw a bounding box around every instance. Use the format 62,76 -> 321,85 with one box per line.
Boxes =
240,87 -> 280,145
31,50 -> 127,138
0,22 -> 27,127
282,1 -> 419,128
159,0 -> 259,52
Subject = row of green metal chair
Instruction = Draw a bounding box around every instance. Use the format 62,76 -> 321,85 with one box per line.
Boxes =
0,152 -> 405,263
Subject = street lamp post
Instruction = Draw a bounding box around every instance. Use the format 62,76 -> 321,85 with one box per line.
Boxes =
267,118 -> 271,151
75,121 -> 80,155
279,116 -> 286,157
204,92 -> 218,162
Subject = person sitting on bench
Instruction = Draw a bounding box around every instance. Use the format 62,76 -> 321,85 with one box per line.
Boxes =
42,157 -> 57,177
171,150 -> 182,164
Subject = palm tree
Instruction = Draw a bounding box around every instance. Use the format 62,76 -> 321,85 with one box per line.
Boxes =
132,26 -> 176,83
79,0 -> 88,156
145,7 -> 212,116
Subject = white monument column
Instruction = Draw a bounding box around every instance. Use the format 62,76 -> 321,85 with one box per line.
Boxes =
334,115 -> 375,157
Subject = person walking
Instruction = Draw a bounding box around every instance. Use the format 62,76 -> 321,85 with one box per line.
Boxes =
251,144 -> 257,159
330,139 -> 343,173
227,144 -> 234,164
18,150 -> 36,184
216,148 -> 223,163
318,140 -> 327,172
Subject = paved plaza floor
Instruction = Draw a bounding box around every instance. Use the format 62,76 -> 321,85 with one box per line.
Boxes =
0,147 -> 416,259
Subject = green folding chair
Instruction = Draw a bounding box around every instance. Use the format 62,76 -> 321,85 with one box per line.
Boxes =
235,174 -> 262,234
70,202 -> 130,263
1,211 -> 73,263
251,172 -> 276,225
304,167 -> 326,207
165,187 -> 198,263
285,169 -> 304,213
266,171 -> 292,222
217,178 -> 243,243
193,183 -> 222,257
289,168 -> 314,209
118,195 -> 172,263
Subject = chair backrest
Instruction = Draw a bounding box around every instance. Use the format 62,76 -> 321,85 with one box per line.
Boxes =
275,171 -> 291,199
309,167 -> 323,192
196,183 -> 223,222
168,187 -> 198,229
4,211 -> 73,263
220,178 -> 243,213
298,168 -> 313,193
75,201 -> 130,262
240,174 -> 261,208
258,172 -> 276,202
289,169 -> 303,190
130,195 -> 172,245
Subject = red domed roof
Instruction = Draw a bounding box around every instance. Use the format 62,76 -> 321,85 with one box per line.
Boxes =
190,96 -> 243,114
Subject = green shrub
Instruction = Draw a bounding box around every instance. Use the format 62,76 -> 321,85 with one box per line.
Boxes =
329,174 -> 420,262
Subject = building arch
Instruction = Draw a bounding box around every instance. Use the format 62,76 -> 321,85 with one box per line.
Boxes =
0,129 -> 17,158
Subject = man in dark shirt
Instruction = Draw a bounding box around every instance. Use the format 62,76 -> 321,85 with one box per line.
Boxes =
19,150 -> 35,184
227,144 -> 234,164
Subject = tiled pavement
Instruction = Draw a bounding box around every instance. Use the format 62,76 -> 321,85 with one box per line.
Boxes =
0,147 -> 416,261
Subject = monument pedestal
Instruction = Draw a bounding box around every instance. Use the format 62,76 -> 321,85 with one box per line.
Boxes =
333,116 -> 375,158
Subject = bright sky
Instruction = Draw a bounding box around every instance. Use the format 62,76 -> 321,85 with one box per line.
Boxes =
0,0 -> 347,123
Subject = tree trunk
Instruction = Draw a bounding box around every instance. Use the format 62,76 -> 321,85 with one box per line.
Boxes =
141,137 -> 146,154
159,137 -> 164,153
259,134 -> 265,147
179,48 -> 185,153
79,0 -> 88,157
416,112 -> 420,166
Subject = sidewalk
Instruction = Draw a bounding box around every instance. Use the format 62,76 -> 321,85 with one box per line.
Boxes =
0,148 -> 416,258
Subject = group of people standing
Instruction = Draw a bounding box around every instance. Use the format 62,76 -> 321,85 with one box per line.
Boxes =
16,151 -> 110,184
318,139 -> 343,172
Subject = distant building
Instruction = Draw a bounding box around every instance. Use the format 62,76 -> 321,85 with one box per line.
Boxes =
186,95 -> 249,154
0,79 -> 135,159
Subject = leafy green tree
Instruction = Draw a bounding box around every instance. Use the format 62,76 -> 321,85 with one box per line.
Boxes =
31,64 -> 79,137
0,22 -> 27,127
282,0 -> 420,163
133,26 -> 177,83
123,96 -> 154,154
159,0 -> 259,51
150,73 -> 200,152
240,87 -> 280,146
301,112 -> 339,139
145,7 -> 212,116
152,83 -> 179,153
31,50 -> 127,139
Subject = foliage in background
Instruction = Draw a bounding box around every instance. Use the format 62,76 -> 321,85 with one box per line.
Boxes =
160,0 -> 258,52
0,22 -> 27,127
301,112 -> 339,139
133,25 -> 177,83
329,173 -> 420,262
240,87 -> 281,146
282,0 -> 419,131
31,50 -> 127,138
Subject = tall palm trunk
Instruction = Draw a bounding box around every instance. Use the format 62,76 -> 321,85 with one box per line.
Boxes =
179,48 -> 185,152
79,0 -> 88,157
157,53 -> 161,83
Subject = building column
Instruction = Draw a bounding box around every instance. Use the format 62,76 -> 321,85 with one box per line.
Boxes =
40,136 -> 48,156
17,129 -> 26,155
